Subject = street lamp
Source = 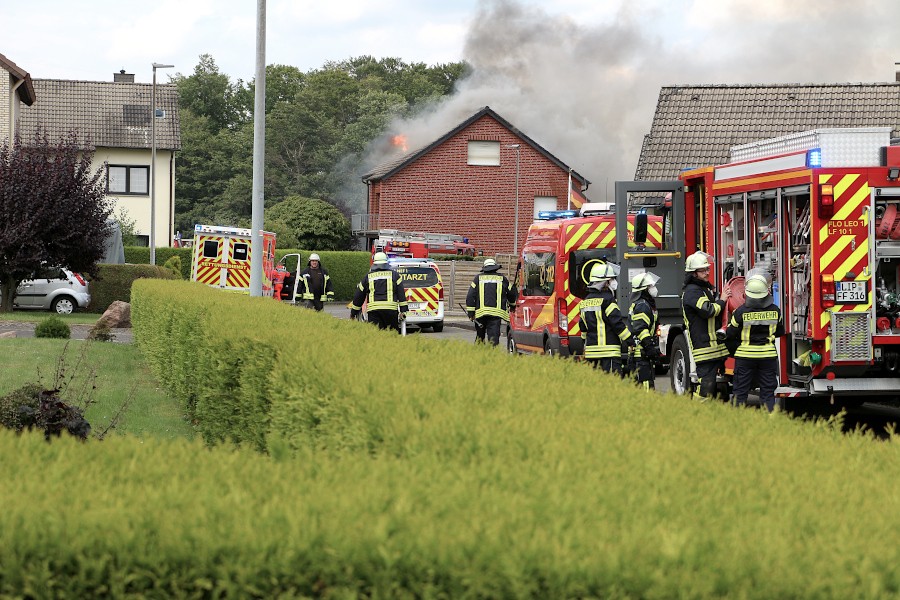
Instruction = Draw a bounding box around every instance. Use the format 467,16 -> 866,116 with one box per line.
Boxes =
150,62 -> 174,265
506,144 -> 521,257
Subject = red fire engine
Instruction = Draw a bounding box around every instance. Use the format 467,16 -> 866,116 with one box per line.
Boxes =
371,229 -> 476,258
657,127 -> 900,402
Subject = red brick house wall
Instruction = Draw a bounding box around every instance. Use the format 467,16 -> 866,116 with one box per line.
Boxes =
366,114 -> 582,256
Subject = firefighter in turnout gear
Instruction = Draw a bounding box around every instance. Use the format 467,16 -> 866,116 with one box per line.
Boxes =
682,251 -> 731,400
726,273 -> 785,412
350,252 -> 408,331
629,271 -> 663,389
465,258 -> 517,346
579,262 -> 634,374
299,253 -> 334,311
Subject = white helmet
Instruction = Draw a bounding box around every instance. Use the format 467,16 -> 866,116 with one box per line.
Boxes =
481,258 -> 501,272
745,274 -> 770,299
685,251 -> 713,272
589,262 -> 620,282
631,271 -> 660,292
308,253 -> 320,263
372,252 -> 389,265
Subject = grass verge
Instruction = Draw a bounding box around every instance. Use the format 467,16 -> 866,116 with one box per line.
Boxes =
0,311 -> 99,325
0,339 -> 193,440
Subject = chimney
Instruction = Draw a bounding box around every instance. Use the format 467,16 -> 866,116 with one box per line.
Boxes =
114,69 -> 135,83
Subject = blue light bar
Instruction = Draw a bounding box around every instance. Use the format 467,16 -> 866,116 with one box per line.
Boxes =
537,210 -> 579,220
806,148 -> 822,168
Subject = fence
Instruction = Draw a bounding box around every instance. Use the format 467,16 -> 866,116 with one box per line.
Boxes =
435,254 -> 518,315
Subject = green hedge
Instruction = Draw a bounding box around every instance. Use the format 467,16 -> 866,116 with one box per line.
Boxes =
79,278 -> 900,597
86,264 -> 177,313
123,247 -> 370,300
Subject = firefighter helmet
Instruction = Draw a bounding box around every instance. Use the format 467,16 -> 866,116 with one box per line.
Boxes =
745,275 -> 770,299
482,258 -> 501,272
372,252 -> 389,265
685,251 -> 713,272
590,262 -> 620,282
309,253 -> 320,263
631,271 -> 660,292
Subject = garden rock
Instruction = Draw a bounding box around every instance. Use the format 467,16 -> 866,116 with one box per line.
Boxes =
98,301 -> 131,328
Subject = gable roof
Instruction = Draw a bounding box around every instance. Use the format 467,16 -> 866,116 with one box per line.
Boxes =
18,79 -> 180,150
361,106 -> 589,187
636,83 -> 900,181
0,52 -> 36,105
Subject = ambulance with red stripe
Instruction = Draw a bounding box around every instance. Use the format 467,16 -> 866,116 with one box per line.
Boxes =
508,203 -> 667,356
190,224 -> 277,296
667,127 -> 900,403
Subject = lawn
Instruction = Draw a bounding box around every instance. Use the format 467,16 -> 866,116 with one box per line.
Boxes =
0,338 -> 193,440
0,310 -> 100,325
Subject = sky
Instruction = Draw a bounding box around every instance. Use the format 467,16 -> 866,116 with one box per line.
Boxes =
4,0 -> 899,205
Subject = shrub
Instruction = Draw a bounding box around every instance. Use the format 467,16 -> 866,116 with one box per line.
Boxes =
87,321 -> 115,342
0,385 -> 91,440
35,317 -> 71,339
163,255 -> 183,279
87,263 -> 178,313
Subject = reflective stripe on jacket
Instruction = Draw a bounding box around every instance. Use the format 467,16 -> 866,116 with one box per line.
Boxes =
726,302 -> 784,359
465,273 -> 517,321
350,268 -> 408,313
300,267 -> 335,301
682,278 -> 727,362
629,296 -> 658,359
580,288 -> 632,359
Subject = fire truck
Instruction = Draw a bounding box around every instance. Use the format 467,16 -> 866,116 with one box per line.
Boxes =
508,203 -> 671,356
190,224 -> 277,296
372,229 -> 476,257
658,127 -> 900,402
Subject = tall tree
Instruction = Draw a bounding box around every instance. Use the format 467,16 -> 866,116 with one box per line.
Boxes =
0,133 -> 112,312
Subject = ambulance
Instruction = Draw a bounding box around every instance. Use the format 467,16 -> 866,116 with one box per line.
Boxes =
190,224 -> 277,296
508,201 -> 675,356
391,257 -> 445,332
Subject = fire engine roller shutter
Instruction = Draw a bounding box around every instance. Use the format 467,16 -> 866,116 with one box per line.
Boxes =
814,173 -> 872,361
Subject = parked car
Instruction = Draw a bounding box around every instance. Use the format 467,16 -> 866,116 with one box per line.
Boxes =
0,266 -> 91,314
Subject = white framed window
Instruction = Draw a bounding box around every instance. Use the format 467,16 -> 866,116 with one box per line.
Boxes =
108,165 -> 149,195
533,196 -> 558,219
467,140 -> 500,166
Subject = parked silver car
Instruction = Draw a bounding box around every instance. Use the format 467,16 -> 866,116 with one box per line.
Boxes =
2,267 -> 91,314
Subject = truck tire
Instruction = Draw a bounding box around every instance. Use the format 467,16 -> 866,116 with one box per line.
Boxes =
431,322 -> 444,333
507,326 -> 518,354
670,334 -> 692,395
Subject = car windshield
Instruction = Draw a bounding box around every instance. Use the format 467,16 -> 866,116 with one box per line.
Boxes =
396,266 -> 439,288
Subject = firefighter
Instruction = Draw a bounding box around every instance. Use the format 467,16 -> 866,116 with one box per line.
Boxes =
726,273 -> 785,412
350,252 -> 408,331
465,258 -> 517,346
299,253 -> 334,311
272,262 -> 288,300
629,271 -> 663,389
682,251 -> 731,400
579,262 -> 634,374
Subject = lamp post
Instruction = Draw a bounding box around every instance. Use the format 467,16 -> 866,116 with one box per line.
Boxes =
506,144 -> 521,257
150,62 -> 174,265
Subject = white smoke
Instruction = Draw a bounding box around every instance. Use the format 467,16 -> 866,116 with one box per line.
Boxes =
353,0 -> 897,206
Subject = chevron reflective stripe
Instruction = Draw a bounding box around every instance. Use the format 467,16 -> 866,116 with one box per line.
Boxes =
225,238 -> 251,289
406,283 -> 441,316
565,222 -> 614,254
813,172 -> 872,351
193,236 -> 224,286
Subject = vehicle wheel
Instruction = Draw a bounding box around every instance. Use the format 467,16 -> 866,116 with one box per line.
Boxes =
670,334 -> 692,395
507,327 -> 518,354
52,296 -> 76,315
431,322 -> 444,333
543,337 -> 556,357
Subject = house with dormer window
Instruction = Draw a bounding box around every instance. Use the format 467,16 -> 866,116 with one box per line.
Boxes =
2,52 -> 180,248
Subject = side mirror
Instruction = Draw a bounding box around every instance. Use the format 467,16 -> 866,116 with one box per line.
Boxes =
634,212 -> 648,245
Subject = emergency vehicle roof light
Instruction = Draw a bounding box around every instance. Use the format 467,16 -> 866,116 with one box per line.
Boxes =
537,210 -> 579,220
806,148 -> 822,168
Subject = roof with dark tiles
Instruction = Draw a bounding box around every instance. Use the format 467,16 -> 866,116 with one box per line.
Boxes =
636,83 -> 900,181
18,78 -> 180,150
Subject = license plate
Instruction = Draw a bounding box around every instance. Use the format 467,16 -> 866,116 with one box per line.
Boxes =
835,281 -> 866,304
409,302 -> 426,310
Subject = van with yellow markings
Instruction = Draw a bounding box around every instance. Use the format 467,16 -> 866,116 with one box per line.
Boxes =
190,224 -> 277,296
508,205 -> 664,356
